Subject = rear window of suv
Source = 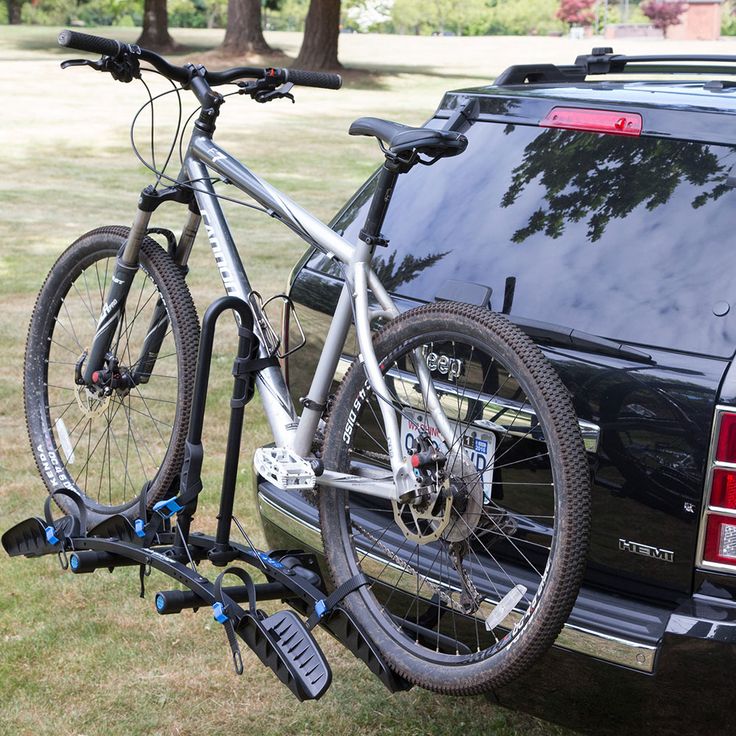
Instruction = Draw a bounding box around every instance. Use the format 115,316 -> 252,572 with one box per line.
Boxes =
310,120 -> 736,358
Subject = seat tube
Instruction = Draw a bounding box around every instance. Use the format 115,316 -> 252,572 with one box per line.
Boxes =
81,205 -> 152,384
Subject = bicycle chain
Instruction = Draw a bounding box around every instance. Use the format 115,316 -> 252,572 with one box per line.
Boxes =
449,541 -> 483,614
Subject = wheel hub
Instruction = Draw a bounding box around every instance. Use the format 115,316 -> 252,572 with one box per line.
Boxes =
392,432 -> 484,545
75,350 -> 135,400
441,451 -> 483,543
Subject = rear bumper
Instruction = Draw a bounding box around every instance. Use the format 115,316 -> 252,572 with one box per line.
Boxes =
257,481 -> 736,735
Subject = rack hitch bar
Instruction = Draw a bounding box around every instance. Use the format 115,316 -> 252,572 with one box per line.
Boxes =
2,517 -> 411,700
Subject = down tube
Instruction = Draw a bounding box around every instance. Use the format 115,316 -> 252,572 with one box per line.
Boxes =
185,157 -> 298,446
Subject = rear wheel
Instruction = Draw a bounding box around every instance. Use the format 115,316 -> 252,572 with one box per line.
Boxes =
24,226 -> 199,525
319,303 -> 590,693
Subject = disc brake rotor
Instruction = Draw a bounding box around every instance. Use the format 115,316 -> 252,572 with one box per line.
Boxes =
391,491 -> 453,544
391,449 -> 483,545
74,385 -> 111,417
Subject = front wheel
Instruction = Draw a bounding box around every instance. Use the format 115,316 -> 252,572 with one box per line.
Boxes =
24,226 -> 199,525
319,303 -> 591,693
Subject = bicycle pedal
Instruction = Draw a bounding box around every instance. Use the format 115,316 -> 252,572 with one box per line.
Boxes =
254,447 -> 316,491
238,609 -> 331,701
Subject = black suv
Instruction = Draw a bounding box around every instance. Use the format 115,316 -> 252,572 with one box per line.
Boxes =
258,49 -> 736,734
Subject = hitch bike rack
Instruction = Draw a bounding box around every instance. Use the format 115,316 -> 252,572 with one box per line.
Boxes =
3,295 -> 411,701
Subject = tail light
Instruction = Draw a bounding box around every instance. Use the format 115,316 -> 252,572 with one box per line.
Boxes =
710,469 -> 736,510
704,514 -> 736,566
541,107 -> 642,137
716,412 -> 736,462
699,407 -> 736,571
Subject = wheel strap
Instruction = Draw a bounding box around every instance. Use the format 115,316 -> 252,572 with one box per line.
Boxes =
306,573 -> 369,630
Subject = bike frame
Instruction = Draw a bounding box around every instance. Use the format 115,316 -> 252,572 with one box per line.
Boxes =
101,124 -> 457,503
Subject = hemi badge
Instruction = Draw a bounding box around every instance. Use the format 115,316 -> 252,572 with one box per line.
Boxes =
619,539 -> 674,563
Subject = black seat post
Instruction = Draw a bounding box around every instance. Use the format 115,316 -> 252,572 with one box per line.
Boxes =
359,161 -> 401,247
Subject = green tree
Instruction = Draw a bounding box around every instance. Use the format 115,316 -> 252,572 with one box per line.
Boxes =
391,0 -> 423,34
391,0 -> 564,36
488,0 -> 563,35
392,0 -> 487,35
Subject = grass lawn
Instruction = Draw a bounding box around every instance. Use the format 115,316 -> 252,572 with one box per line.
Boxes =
3,24 -> 734,736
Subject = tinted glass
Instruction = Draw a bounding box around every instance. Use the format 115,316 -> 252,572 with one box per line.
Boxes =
313,121 -> 736,357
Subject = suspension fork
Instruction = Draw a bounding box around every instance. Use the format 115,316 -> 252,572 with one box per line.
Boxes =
82,185 -> 199,386
130,207 -> 201,385
81,206 -> 152,385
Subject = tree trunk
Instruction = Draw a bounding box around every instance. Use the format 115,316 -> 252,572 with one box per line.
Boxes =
295,0 -> 342,71
6,0 -> 22,24
221,0 -> 272,56
137,0 -> 177,52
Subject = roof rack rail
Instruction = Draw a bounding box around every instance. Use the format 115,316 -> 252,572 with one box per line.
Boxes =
494,47 -> 736,86
494,63 -> 587,86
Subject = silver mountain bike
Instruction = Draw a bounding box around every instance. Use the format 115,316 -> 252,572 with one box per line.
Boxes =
23,30 -> 591,694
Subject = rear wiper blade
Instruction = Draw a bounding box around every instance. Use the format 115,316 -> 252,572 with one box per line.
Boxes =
511,316 -> 655,364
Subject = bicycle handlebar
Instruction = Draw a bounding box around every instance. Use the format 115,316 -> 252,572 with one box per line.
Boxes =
58,29 -> 342,90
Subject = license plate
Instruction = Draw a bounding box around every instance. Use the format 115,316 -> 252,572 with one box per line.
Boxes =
400,409 -> 495,503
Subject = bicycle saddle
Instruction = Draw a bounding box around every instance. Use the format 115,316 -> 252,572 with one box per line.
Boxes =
349,117 -> 467,158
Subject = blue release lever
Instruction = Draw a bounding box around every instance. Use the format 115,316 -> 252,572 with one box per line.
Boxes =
212,602 -> 229,624
134,519 -> 146,538
313,599 -> 327,621
45,526 -> 60,545
153,497 -> 184,519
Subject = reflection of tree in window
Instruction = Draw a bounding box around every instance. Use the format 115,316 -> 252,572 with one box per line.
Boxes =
329,177 -> 449,291
501,130 -> 731,244
372,250 -> 449,292
318,238 -> 446,290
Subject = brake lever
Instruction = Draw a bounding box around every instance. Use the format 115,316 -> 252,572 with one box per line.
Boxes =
60,54 -> 140,83
257,82 -> 295,104
238,80 -> 295,104
61,58 -> 106,71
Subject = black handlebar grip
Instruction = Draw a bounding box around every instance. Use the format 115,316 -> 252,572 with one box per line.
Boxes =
58,29 -> 123,57
284,68 -> 342,90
